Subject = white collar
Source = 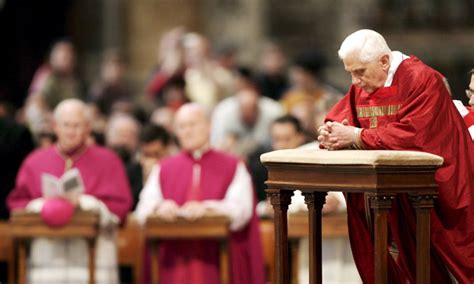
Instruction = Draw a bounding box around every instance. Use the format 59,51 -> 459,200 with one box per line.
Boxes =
384,51 -> 409,87
191,145 -> 210,160
192,150 -> 204,160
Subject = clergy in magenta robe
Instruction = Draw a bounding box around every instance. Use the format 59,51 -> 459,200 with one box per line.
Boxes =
135,103 -> 265,284
7,145 -> 132,283
319,30 -> 474,283
7,99 -> 132,284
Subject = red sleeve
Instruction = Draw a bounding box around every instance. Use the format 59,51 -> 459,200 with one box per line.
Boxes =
146,71 -> 170,98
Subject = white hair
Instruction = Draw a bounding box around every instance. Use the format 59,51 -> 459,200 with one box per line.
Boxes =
53,98 -> 90,125
175,102 -> 211,121
106,113 -> 141,139
338,29 -> 392,63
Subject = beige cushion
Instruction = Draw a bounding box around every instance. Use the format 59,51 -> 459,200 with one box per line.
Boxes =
260,149 -> 443,167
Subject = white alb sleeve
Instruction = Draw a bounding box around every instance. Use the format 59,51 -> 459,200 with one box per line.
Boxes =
79,194 -> 119,227
133,165 -> 163,225
202,162 -> 253,231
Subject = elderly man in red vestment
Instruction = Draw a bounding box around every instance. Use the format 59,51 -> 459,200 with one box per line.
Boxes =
318,29 -> 474,283
135,103 -> 265,284
7,98 -> 132,283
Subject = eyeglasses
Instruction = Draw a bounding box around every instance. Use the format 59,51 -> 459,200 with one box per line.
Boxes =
466,88 -> 474,99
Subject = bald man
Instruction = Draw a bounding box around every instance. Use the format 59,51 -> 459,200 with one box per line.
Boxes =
135,103 -> 265,284
7,98 -> 132,284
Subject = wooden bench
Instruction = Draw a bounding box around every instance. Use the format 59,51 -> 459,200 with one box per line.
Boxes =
10,210 -> 99,284
144,215 -> 230,284
260,212 -> 348,284
0,221 -> 14,284
117,215 -> 144,284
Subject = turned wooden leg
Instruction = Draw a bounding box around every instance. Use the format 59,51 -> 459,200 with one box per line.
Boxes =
88,238 -> 96,284
18,240 -> 26,284
302,192 -> 326,284
266,189 -> 293,284
220,240 -> 229,284
151,240 -> 160,284
410,193 -> 436,284
369,194 -> 394,284
8,238 -> 15,284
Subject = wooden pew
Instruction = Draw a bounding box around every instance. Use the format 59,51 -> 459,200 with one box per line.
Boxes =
0,221 -> 14,284
144,215 -> 230,284
259,212 -> 348,284
117,215 -> 144,284
260,217 -> 276,284
5,211 -> 349,284
288,212 -> 348,284
9,210 -> 99,284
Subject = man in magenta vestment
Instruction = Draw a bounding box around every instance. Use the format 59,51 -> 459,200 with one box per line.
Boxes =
318,29 -> 474,283
135,103 -> 265,284
7,99 -> 132,283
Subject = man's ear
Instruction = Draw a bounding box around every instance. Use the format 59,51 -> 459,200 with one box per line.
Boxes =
380,54 -> 390,71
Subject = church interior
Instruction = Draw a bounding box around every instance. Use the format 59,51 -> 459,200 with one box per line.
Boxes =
0,0 -> 473,283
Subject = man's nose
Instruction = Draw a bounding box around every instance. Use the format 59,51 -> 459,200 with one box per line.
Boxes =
351,74 -> 361,85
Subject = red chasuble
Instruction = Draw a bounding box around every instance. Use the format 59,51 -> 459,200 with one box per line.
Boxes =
154,149 -> 265,284
7,145 -> 132,222
325,57 -> 474,283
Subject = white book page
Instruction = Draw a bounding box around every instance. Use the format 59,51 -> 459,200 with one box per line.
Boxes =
41,168 -> 85,198
41,173 -> 61,198
61,168 -> 85,199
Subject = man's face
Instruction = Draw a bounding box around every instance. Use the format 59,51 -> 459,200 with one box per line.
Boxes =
50,43 -> 76,75
238,90 -> 259,127
468,74 -> 474,107
54,109 -> 90,154
289,66 -> 313,88
141,140 -> 168,161
343,53 -> 390,94
175,109 -> 210,152
107,123 -> 139,154
271,122 -> 305,150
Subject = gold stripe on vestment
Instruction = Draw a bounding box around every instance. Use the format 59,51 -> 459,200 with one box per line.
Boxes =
357,104 -> 401,128
356,104 -> 401,118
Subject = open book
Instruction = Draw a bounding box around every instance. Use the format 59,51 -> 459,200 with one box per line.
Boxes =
41,168 -> 85,198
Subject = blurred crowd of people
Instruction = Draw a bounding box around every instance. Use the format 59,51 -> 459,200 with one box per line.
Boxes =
3,26 -> 347,211
0,26 -> 350,283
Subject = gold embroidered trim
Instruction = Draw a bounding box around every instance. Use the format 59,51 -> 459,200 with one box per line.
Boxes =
357,104 -> 401,128
353,128 -> 365,149
356,104 -> 401,118
370,117 -> 377,129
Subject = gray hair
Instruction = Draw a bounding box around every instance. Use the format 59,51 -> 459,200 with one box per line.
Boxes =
53,99 -> 91,125
338,29 -> 392,63
106,113 -> 141,140
175,102 -> 211,121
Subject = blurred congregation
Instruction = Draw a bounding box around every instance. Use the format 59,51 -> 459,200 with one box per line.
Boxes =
0,0 -> 473,283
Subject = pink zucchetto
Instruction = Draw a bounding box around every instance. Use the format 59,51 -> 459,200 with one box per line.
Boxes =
40,198 -> 75,227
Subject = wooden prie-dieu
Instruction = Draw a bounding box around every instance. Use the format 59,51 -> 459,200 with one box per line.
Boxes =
10,210 -> 99,284
261,149 -> 443,284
